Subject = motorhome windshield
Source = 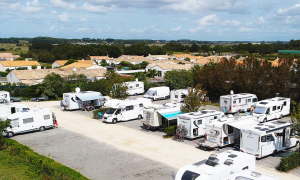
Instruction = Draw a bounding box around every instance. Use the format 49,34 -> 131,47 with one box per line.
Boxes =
145,90 -> 156,96
253,107 -> 266,114
106,108 -> 116,114
181,170 -> 200,180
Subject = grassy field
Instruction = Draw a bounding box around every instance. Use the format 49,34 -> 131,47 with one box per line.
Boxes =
0,43 -> 29,55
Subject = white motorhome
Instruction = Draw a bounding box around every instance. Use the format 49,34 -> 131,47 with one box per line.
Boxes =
173,150 -> 256,180
252,97 -> 290,122
62,88 -> 105,110
222,170 -> 279,180
240,120 -> 298,158
220,91 -> 258,114
144,86 -> 170,101
0,91 -> 10,103
0,103 -> 29,120
124,79 -> 144,96
202,114 -> 258,149
170,89 -> 188,103
142,103 -> 183,131
103,98 -> 152,124
177,110 -> 225,139
3,107 -> 55,137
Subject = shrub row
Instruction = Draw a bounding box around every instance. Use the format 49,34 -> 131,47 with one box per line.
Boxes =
3,139 -> 88,180
277,152 -> 300,172
92,108 -> 109,118
164,125 -> 177,135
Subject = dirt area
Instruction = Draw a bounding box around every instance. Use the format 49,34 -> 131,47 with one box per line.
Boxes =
12,101 -> 300,180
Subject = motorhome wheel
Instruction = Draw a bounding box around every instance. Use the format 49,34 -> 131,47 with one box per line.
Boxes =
39,126 -> 45,131
112,119 -> 117,124
138,115 -> 142,119
272,150 -> 277,156
263,118 -> 267,123
7,132 -> 13,137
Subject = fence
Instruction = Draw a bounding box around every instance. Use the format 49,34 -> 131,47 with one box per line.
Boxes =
0,86 -> 27,91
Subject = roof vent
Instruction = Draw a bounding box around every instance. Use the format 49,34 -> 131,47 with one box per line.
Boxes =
251,171 -> 262,178
193,159 -> 207,167
228,154 -> 237,158
255,127 -> 261,130
260,128 -> 269,131
257,123 -> 264,126
224,159 -> 234,166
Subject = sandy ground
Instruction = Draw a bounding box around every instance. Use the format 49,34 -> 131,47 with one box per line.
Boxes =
13,101 -> 300,180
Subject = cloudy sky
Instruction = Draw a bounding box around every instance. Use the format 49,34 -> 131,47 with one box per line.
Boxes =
1,0 -> 300,41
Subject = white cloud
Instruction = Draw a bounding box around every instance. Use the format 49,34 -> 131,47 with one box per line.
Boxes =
7,0 -> 43,13
206,29 -> 212,33
51,10 -> 57,14
50,25 -> 55,31
237,27 -> 254,32
197,14 -> 219,26
130,26 -> 164,34
189,26 -> 203,33
50,0 -> 76,10
77,28 -> 90,32
58,12 -> 69,22
81,3 -> 114,13
223,20 -> 241,26
170,26 -> 181,31
79,17 -> 87,22
258,17 -> 264,24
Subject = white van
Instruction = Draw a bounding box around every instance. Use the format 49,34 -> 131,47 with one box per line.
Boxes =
142,103 -> 182,131
103,98 -> 152,124
220,91 -> 258,114
177,110 -> 224,139
3,108 -> 55,137
240,120 -> 298,158
124,79 -> 144,96
144,86 -> 170,101
0,103 -> 29,120
252,97 -> 290,122
173,150 -> 256,180
0,91 -> 10,103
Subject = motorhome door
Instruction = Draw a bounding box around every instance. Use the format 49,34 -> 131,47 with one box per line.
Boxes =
283,128 -> 291,147
115,108 -> 124,121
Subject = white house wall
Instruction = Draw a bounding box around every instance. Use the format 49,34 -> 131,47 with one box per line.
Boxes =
0,63 -> 5,72
7,72 -> 20,84
52,62 -> 61,68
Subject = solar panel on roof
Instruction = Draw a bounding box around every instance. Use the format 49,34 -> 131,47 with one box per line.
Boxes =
260,128 -> 269,131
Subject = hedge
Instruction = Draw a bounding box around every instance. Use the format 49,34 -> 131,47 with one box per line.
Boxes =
277,152 -> 300,172
92,108 -> 109,118
164,125 -> 177,135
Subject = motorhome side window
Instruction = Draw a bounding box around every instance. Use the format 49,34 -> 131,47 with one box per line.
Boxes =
175,95 -> 178,98
197,120 -> 202,125
23,117 -> 34,124
181,94 -> 186,98
228,125 -> 234,134
44,114 -> 50,120
253,98 -> 258,102
266,108 -> 270,114
139,103 -> 143,107
136,84 -> 139,87
284,101 -> 287,106
277,106 -> 280,110
126,106 -> 134,111
266,134 -> 275,141
272,106 -> 276,111
248,99 -> 251,102
146,112 -> 151,118
130,86 -> 133,89
233,101 -> 236,104
261,136 -> 266,142
239,98 -> 241,103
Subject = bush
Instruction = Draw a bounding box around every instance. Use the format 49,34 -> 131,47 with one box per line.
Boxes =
277,152 -> 300,172
92,108 -> 109,118
164,125 -> 177,135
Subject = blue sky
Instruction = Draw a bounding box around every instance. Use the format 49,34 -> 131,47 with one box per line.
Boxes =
1,0 -> 300,41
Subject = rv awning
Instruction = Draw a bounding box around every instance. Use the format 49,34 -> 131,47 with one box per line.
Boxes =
227,119 -> 258,130
158,110 -> 184,120
75,93 -> 103,101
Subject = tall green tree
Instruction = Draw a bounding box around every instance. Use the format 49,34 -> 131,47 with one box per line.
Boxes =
42,73 -> 65,99
181,84 -> 207,113
110,83 -> 129,100
164,70 -> 193,90
0,118 -> 10,147
291,105 -> 300,153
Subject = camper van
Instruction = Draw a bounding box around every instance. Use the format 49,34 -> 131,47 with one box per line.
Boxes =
103,98 -> 152,124
172,150 -> 256,180
0,91 -> 10,103
252,97 -> 290,122
240,120 -> 298,158
220,91 -> 258,114
142,103 -> 183,131
124,79 -> 144,96
144,86 -> 170,101
170,89 -> 189,103
202,114 -> 258,149
222,169 -> 279,180
0,103 -> 29,120
3,108 -> 55,137
177,110 -> 225,139
62,88 -> 105,110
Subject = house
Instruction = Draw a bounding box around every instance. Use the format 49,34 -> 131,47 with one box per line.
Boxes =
119,55 -> 153,65
7,67 -> 107,85
89,56 -> 113,64
0,53 -> 20,61
0,60 -> 41,72
147,54 -> 169,60
52,60 -> 68,68
60,60 -> 94,69
146,61 -> 193,77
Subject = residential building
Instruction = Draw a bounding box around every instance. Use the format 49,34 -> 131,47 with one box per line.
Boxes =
146,61 -> 193,78
89,56 -> 113,64
52,60 -> 68,68
0,53 -> 20,61
0,60 -> 41,72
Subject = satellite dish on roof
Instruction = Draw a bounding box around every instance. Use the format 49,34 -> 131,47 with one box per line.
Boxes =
76,87 -> 81,93
230,90 -> 234,95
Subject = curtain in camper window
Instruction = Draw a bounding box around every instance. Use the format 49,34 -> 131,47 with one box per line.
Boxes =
44,115 -> 50,120
23,117 -> 34,124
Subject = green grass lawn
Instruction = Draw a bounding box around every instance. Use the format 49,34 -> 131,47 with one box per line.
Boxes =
0,43 -> 29,55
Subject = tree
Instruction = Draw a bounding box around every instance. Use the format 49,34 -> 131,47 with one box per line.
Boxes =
31,65 -> 37,69
42,73 -> 65,99
164,70 -> 193,90
291,104 -> 300,153
64,59 -> 77,66
13,88 -> 21,97
190,43 -> 200,52
5,68 -> 11,73
134,72 -> 147,81
181,84 -> 207,113
146,69 -> 158,78
0,118 -> 10,147
184,57 -> 190,62
110,83 -> 129,100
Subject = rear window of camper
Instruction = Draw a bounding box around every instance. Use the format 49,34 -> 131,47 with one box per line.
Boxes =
197,120 -> 202,125
23,117 -> 34,124
136,84 -> 139,87
44,114 -> 50,120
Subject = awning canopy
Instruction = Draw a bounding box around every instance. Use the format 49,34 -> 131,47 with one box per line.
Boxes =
158,109 -> 184,120
227,119 -> 258,130
75,93 -> 104,101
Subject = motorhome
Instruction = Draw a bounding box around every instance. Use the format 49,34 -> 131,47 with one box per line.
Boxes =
142,103 -> 183,131
220,91 -> 258,114
177,110 -> 225,139
62,87 -> 106,110
124,79 -> 144,96
172,150 -> 256,180
0,91 -> 10,103
0,103 -> 29,120
144,86 -> 170,101
202,114 -> 258,150
3,107 -> 55,137
103,98 -> 152,124
222,169 -> 279,180
240,120 -> 298,158
252,97 -> 290,122
170,89 -> 188,103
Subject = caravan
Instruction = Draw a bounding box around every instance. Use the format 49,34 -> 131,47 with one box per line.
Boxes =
62,88 -> 106,110
0,91 -> 10,103
170,89 -> 188,103
0,103 -> 29,120
173,151 -> 256,180
177,110 -> 224,139
142,103 -> 183,131
144,86 -> 170,101
220,91 -> 258,114
252,97 -> 290,122
103,98 -> 152,124
3,107 -> 55,137
124,79 -> 144,96
201,114 -> 258,150
240,120 -> 298,158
